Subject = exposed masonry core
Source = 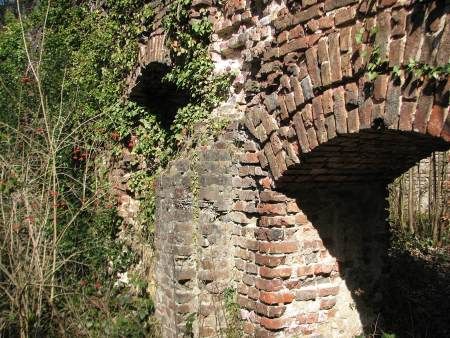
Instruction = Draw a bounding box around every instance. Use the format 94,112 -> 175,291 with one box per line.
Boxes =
127,0 -> 450,336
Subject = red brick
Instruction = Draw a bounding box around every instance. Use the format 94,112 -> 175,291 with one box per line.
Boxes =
341,52 -> 352,78
280,37 -> 309,56
391,8 -> 407,37
285,279 -> 302,289
259,241 -> 298,254
436,15 -> 450,65
297,265 -> 315,277
427,105 -> 446,137
333,87 -> 348,134
320,297 -> 337,310
248,286 -> 260,299
260,316 -> 292,330
345,82 -> 358,108
340,27 -> 352,52
240,152 -> 260,164
255,278 -> 284,291
260,177 -> 273,189
260,266 -> 293,279
318,285 -> 340,297
255,327 -> 278,338
264,142 -> 281,179
238,295 -> 256,310
286,201 -> 300,213
389,38 -> 405,67
318,16 -> 334,30
255,253 -> 286,267
404,15 -> 423,62
359,97 -> 373,129
314,263 -> 336,275
379,0 -> 396,7
293,112 -> 311,153
277,31 -> 289,44
306,127 -> 319,151
376,11 -> 391,59
328,33 -> 342,83
324,0 -> 358,12
256,228 -> 285,241
256,302 -> 286,318
289,25 -> 305,40
322,89 -> 334,115
335,6 -> 356,26
373,75 -> 388,102
260,215 -> 296,227
292,4 -> 322,25
297,312 -> 319,324
307,19 -> 319,32
258,203 -> 287,216
291,76 -> 305,106
440,112 -> 450,142
278,95 -> 290,121
398,100 -> 416,131
413,89 -> 434,133
305,46 -> 321,87
295,288 -> 317,301
295,213 -> 308,224
260,290 -> 295,304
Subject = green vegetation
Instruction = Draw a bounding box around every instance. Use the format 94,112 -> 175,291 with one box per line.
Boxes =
0,0 -> 231,336
354,26 -> 450,84
222,287 -> 242,338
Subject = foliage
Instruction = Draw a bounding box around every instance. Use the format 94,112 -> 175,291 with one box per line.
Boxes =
354,26 -> 449,84
162,0 -> 233,145
0,0 -> 159,336
388,152 -> 450,247
0,0 -> 233,335
222,287 -> 242,338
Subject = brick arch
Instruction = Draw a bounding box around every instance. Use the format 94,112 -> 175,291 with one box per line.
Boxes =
236,0 -> 450,336
243,0 -> 450,186
149,0 -> 450,336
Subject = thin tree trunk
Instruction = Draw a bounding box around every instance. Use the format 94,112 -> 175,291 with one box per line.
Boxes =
398,175 -> 404,228
408,168 -> 415,234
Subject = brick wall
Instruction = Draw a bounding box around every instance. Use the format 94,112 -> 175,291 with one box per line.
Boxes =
138,0 -> 450,336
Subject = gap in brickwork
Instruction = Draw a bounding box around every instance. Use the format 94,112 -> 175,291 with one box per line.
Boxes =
129,61 -> 190,129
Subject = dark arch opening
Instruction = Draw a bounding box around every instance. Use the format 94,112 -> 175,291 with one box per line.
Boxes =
129,62 -> 190,129
279,130 -> 450,336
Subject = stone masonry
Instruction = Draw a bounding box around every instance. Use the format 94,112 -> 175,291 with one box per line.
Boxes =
129,0 -> 450,336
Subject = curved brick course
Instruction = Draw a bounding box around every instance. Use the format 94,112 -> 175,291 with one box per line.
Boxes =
145,0 -> 450,336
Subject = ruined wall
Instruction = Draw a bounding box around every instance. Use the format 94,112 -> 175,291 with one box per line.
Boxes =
154,122 -> 250,337
140,0 -> 450,336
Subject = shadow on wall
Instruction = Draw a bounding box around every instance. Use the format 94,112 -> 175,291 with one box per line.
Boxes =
286,183 -> 450,337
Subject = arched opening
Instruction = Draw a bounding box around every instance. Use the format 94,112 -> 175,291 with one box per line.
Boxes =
129,61 -> 189,129
277,130 -> 450,335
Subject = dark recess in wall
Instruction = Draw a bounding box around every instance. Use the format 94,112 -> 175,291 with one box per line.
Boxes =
129,61 -> 190,129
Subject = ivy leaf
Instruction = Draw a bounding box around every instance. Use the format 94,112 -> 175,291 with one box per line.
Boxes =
355,28 -> 364,44
368,71 -> 378,81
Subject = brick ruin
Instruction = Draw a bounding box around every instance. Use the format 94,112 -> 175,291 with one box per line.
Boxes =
127,0 -> 450,336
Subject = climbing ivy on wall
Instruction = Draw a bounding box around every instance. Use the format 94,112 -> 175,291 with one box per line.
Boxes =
355,26 -> 450,85
162,0 -> 232,144
0,0 -> 232,335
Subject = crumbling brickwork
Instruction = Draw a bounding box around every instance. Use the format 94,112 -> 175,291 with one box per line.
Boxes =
134,0 -> 450,336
